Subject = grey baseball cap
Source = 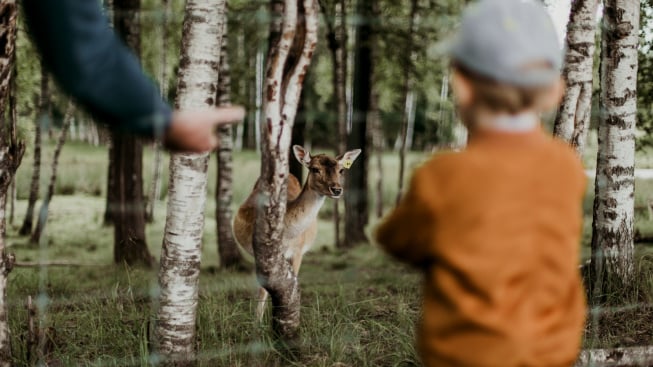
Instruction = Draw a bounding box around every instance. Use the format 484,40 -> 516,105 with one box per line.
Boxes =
448,0 -> 562,87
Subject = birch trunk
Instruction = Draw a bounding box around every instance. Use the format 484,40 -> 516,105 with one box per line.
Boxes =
590,0 -> 639,300
253,0 -> 318,348
553,0 -> 599,155
0,2 -> 22,363
396,0 -> 419,204
31,103 -> 74,243
19,64 -> 47,236
215,11 -> 244,270
153,0 -> 226,364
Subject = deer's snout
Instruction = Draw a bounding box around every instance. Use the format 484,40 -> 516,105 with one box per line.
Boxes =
330,186 -> 343,197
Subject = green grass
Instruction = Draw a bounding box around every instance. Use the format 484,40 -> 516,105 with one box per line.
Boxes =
7,141 -> 425,366
9,139 -> 653,364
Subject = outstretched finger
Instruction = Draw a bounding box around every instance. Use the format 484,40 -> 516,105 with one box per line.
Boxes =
210,106 -> 245,125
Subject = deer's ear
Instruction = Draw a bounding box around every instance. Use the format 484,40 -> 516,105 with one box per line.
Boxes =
293,145 -> 311,167
337,149 -> 361,169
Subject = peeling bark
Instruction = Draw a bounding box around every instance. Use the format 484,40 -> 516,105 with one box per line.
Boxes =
153,0 -> 226,364
0,2 -> 22,364
254,0 -> 319,350
590,0 -> 639,301
553,0 -> 599,156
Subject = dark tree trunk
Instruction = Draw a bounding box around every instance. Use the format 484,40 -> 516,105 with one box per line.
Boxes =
344,0 -> 374,248
0,2 -> 23,363
112,0 -> 152,267
322,0 -> 348,247
31,104 -> 74,244
145,0 -> 169,223
19,64 -> 48,236
215,8 -> 245,270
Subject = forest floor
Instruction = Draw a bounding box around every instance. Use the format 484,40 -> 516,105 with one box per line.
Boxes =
6,139 -> 653,365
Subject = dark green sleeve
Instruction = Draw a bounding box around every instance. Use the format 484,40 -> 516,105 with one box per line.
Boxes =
22,0 -> 171,138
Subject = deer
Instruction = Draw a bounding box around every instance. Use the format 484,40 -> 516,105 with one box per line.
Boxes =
232,145 -> 361,321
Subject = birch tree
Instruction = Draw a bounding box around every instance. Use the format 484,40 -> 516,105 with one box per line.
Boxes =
153,0 -> 226,364
590,0 -> 640,300
253,0 -> 318,347
215,10 -> 244,269
553,0 -> 600,155
0,1 -> 22,363
19,64 -> 47,236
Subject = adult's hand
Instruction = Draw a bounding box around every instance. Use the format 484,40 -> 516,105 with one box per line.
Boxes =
164,106 -> 245,153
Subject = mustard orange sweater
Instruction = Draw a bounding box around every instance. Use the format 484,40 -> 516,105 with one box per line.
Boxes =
376,127 -> 586,367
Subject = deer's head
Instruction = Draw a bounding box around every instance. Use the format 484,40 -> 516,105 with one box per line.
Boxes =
293,145 -> 361,199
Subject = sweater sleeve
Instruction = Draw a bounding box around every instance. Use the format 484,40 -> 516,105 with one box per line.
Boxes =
375,167 -> 437,267
22,0 -> 171,138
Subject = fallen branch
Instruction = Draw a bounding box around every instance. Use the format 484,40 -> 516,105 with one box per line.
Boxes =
14,261 -> 108,268
576,346 -> 653,367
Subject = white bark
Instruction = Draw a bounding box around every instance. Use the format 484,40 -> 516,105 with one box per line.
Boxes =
553,0 -> 599,155
591,0 -> 639,288
153,0 -> 225,364
253,0 -> 319,343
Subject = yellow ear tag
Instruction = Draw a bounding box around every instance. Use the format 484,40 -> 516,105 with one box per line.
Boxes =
343,159 -> 353,169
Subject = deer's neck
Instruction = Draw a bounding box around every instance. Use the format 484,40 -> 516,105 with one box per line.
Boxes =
284,185 -> 325,239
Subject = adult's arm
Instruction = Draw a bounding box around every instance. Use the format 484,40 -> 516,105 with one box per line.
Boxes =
22,0 -> 171,138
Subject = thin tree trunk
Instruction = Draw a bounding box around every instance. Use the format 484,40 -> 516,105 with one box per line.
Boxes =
344,0 -> 373,247
0,2 -> 23,363
215,9 -> 244,270
590,0 -> 639,302
553,0 -> 599,156
30,103 -> 74,244
153,0 -> 226,364
7,59 -> 16,228
396,0 -> 419,204
112,0 -> 152,267
371,91 -> 384,218
19,64 -> 47,236
253,0 -> 318,351
322,0 -> 348,248
145,0 -> 170,223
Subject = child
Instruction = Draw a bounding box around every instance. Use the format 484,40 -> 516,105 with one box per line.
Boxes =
375,1 -> 586,366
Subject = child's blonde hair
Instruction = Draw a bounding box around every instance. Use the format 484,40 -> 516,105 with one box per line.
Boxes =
453,61 -> 556,115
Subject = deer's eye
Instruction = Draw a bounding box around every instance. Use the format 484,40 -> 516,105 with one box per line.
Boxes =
310,167 -> 320,174
339,169 -> 344,174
